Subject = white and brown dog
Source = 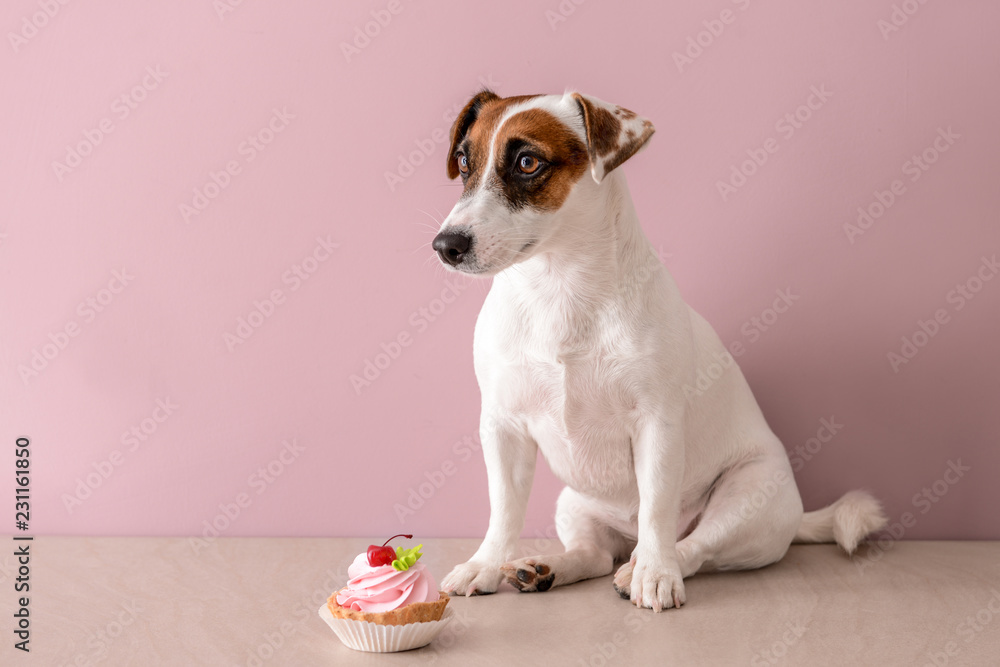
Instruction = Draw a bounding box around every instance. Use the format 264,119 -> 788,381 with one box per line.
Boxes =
432,89 -> 886,611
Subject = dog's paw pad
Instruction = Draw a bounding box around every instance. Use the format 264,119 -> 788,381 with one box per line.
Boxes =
501,560 -> 555,592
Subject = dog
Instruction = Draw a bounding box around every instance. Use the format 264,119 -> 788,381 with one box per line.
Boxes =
431,89 -> 887,611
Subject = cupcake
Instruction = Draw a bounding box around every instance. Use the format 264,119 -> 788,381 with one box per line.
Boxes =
319,534 -> 452,652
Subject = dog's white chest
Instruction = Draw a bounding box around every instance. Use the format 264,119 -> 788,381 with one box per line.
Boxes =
476,277 -> 654,501
513,350 -> 639,499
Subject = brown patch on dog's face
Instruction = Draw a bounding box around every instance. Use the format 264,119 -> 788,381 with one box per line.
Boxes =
447,93 -> 539,187
489,109 -> 589,211
448,94 -> 587,212
446,90 -> 499,180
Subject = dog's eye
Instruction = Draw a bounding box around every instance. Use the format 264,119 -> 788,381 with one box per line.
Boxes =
458,154 -> 469,175
517,154 -> 541,174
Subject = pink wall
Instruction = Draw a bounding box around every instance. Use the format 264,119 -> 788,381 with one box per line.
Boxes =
1,0 -> 997,541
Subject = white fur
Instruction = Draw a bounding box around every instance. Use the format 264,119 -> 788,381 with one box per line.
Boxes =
437,92 -> 887,610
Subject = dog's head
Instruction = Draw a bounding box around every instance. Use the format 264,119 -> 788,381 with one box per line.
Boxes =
431,90 -> 655,275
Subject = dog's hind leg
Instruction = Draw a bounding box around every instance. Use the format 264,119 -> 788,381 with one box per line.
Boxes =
612,455 -> 802,601
501,487 -> 625,592
673,454 -> 804,577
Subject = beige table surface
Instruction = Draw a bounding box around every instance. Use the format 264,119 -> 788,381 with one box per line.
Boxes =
3,537 -> 998,666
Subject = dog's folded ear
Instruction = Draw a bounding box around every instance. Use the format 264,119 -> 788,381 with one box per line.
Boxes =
447,89 -> 500,179
570,93 -> 655,184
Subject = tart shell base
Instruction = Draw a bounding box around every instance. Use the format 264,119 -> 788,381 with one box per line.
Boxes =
327,590 -> 450,626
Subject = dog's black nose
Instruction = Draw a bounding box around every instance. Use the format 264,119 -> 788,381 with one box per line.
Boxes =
432,231 -> 472,267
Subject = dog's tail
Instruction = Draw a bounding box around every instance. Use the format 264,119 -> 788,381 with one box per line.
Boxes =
793,490 -> 888,555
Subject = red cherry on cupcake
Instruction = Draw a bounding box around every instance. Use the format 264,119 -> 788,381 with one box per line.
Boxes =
367,534 -> 413,567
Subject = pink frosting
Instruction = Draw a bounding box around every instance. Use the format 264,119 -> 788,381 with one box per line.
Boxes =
335,552 -> 440,613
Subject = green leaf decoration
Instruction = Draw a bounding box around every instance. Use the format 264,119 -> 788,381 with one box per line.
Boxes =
392,544 -> 423,571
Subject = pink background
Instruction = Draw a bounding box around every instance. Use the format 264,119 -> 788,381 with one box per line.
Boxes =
1,1 -> 997,541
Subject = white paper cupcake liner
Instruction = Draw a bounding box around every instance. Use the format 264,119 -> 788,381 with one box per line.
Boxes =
318,603 -> 454,653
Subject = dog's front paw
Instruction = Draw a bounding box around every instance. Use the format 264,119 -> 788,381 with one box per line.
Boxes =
441,560 -> 505,597
500,557 -> 555,592
625,555 -> 686,612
